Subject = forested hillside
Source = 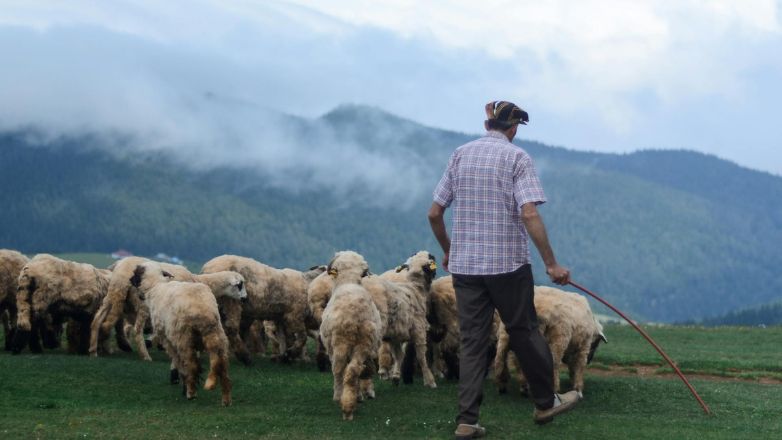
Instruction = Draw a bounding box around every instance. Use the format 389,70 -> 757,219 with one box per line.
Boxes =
1,104 -> 781,322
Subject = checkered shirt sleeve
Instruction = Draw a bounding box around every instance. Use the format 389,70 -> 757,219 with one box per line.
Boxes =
513,155 -> 547,207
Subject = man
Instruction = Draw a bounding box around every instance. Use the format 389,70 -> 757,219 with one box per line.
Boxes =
428,101 -> 580,439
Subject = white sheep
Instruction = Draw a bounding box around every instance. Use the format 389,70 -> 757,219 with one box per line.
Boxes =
494,285 -> 607,396
12,254 -> 122,355
319,251 -> 383,420
89,256 -> 197,360
129,261 -> 245,406
201,255 -> 313,365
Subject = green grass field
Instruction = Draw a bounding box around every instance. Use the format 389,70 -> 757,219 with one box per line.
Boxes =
1,324 -> 780,439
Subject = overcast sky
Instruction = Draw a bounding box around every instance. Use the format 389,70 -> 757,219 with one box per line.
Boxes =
1,1 -> 781,175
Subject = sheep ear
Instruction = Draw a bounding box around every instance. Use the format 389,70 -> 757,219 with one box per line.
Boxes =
424,261 -> 437,274
162,271 -> 174,279
130,265 -> 146,288
395,264 -> 409,273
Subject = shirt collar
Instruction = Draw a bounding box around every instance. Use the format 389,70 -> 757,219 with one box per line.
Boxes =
485,130 -> 510,142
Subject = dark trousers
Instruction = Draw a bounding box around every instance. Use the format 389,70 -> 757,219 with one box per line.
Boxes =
452,264 -> 555,424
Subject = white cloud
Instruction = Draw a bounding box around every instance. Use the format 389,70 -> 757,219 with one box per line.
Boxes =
1,1 -> 781,175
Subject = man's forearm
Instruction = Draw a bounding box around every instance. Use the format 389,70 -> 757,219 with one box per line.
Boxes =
428,202 -> 451,254
429,215 -> 451,254
522,206 -> 557,267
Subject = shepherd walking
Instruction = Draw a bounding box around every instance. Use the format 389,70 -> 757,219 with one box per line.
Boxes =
428,101 -> 581,439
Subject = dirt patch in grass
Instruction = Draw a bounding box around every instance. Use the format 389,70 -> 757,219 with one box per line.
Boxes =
587,364 -> 782,385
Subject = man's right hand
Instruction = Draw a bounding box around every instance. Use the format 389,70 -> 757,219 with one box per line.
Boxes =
546,264 -> 571,285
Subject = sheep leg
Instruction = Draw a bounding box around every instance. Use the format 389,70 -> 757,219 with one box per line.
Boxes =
219,298 -> 251,365
493,328 -> 511,394
97,288 -> 133,354
377,342 -> 392,380
41,315 -> 62,349
28,318 -> 44,354
548,336 -> 566,393
114,318 -> 132,353
282,318 -> 307,362
389,342 -> 404,385
359,356 -> 377,400
2,310 -> 11,351
569,348 -> 590,394
204,332 -> 232,406
88,296 -> 113,357
431,341 -> 445,379
181,345 -> 199,400
11,279 -> 33,354
316,335 -> 330,372
133,308 -> 153,361
330,343 -> 349,402
273,321 -> 290,362
412,328 -> 437,388
341,349 -> 368,421
509,353 -> 529,396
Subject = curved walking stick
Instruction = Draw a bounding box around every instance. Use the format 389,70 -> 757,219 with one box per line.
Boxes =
568,281 -> 712,415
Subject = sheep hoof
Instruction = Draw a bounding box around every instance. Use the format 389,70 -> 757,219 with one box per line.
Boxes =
144,339 -> 153,349
342,412 -> 353,421
425,381 -> 437,389
204,377 -> 217,390
577,391 -> 584,399
170,369 -> 180,385
391,377 -> 400,386
237,353 -> 253,366
498,386 -> 508,395
222,398 -> 232,407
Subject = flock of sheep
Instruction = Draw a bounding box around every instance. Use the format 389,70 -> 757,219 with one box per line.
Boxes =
0,248 -> 606,420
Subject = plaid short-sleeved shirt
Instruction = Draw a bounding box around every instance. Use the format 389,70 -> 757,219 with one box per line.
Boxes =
433,131 -> 546,275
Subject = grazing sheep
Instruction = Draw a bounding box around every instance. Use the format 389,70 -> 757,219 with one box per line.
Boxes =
379,251 -> 438,388
89,257 -> 195,360
309,254 -> 438,389
129,261 -> 245,406
319,251 -> 382,421
1,249 -> 31,351
423,275 -> 461,380
201,255 -> 316,365
11,254 -> 123,355
494,286 -> 607,396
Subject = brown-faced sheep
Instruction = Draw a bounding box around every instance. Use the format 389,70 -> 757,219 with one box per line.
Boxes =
319,251 -> 383,421
89,256 -> 196,360
11,254 -> 125,355
494,286 -> 607,396
129,261 -> 245,406
201,255 -> 317,365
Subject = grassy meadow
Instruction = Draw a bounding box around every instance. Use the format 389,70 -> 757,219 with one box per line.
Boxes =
1,324 -> 780,439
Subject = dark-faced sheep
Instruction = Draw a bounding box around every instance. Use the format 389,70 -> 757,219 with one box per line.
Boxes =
494,286 -> 607,396
130,261 -> 245,406
319,251 -> 382,421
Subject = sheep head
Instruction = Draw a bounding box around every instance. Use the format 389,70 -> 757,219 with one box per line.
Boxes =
587,322 -> 608,364
198,271 -> 247,301
129,261 -> 174,299
396,251 -> 437,289
326,251 -> 370,285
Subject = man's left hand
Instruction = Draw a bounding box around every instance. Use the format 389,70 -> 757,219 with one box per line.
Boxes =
546,264 -> 570,285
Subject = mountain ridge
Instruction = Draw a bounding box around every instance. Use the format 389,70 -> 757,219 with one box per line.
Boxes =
1,104 -> 780,323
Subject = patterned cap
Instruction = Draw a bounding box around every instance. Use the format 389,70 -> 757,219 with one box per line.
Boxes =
487,101 -> 529,127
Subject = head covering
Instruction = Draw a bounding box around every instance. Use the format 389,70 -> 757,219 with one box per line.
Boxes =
485,101 -> 529,130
